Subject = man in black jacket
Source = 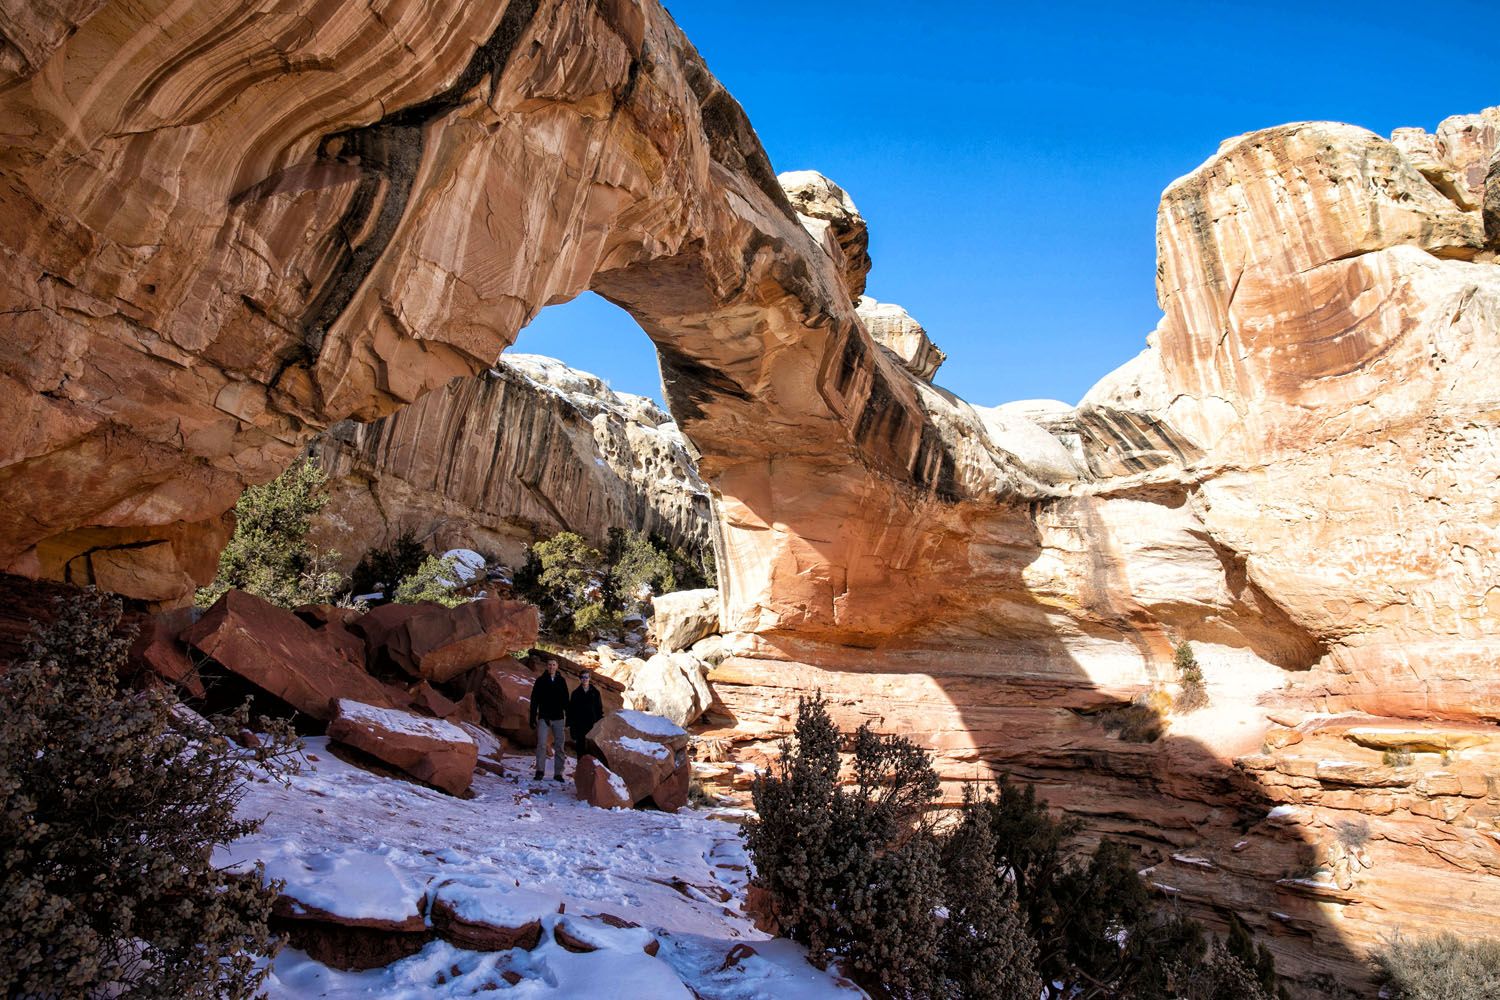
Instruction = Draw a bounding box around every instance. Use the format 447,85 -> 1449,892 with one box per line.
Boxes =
566,669 -> 605,758
529,657 -> 570,781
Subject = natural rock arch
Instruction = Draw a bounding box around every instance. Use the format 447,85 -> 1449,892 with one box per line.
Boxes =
4,0 -> 1500,992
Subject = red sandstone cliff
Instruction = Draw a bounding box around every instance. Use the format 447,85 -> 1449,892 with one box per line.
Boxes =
1,0 -> 1498,991
307,353 -> 712,571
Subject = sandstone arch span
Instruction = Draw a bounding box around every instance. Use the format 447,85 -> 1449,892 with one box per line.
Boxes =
5,1 -> 1500,993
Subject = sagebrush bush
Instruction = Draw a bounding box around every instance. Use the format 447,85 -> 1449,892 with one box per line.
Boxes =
1383,747 -> 1415,768
391,553 -> 466,608
1375,931 -> 1500,999
0,591 -> 301,998
1099,688 -> 1170,742
197,457 -> 346,609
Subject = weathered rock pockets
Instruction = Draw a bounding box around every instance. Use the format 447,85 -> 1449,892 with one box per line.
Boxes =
307,353 -> 713,572
3,0 -> 1500,991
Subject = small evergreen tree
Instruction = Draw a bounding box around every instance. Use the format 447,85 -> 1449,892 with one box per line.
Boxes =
745,696 -> 1039,999
514,531 -> 617,640
350,528 -> 428,596
391,553 -> 466,608
197,457 -> 345,608
1174,639 -> 1208,712
972,775 -> 1205,999
1225,912 -> 1290,999
604,528 -> 676,614
0,591 -> 300,998
939,788 -> 1043,999
1170,937 -> 1277,1000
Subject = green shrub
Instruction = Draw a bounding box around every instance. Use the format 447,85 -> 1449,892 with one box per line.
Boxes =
350,528 -> 428,597
605,528 -> 677,614
969,774 -> 1214,999
197,457 -> 346,609
939,788 -> 1043,1000
745,695 -> 1040,999
513,531 -> 609,640
1174,639 -> 1208,712
0,591 -> 301,998
390,553 -> 466,608
1375,932 -> 1500,999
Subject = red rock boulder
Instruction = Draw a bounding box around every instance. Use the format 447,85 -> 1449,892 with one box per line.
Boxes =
647,755 -> 691,814
589,710 -> 690,806
271,894 -> 430,971
354,599 -> 538,683
460,659 -> 538,745
574,754 -> 634,810
407,680 -> 480,725
327,698 -> 478,796
294,603 -> 370,671
180,590 -> 401,720
128,606 -> 204,697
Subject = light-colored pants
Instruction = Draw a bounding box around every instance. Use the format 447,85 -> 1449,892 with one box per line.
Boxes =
535,718 -> 565,777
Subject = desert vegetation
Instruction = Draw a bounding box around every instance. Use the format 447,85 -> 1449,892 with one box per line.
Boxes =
745,695 -> 1287,999
197,457 -> 347,609
1374,932 -> 1500,999
514,527 -> 714,642
0,591 -> 301,997
1173,640 -> 1208,712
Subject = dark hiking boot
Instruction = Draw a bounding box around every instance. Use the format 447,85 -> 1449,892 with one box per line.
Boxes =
533,771 -> 544,781
553,774 -> 565,782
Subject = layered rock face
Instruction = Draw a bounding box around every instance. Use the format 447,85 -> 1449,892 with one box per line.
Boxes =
309,353 -> 710,570
4,0 -> 1500,991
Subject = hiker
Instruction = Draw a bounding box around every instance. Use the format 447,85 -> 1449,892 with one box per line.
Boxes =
567,669 -> 605,758
529,657 -> 570,781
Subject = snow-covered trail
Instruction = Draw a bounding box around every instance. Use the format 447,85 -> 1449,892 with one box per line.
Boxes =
223,738 -> 863,999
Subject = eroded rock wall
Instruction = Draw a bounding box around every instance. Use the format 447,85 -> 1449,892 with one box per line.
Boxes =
4,0 -> 1500,990
307,354 -> 711,569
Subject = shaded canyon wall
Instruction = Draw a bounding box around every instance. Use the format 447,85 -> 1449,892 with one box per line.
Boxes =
2,0 -> 1500,990
307,353 -> 712,570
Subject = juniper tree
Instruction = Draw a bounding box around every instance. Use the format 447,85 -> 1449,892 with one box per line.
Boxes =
0,591 -> 299,998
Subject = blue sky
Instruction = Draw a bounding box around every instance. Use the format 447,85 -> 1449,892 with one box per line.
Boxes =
512,1 -> 1499,408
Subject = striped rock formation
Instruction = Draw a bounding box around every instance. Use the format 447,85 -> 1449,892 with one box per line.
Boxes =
2,0 -> 1500,990
308,353 -> 711,570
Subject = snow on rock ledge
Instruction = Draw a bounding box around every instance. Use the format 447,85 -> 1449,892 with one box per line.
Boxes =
328,699 -> 478,796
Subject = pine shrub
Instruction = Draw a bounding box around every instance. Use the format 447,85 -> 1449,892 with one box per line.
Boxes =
391,553 -> 466,608
1169,937 -> 1277,1000
963,775 -> 1216,999
514,531 -> 608,639
938,788 -> 1042,999
0,591 -> 301,998
197,457 -> 346,609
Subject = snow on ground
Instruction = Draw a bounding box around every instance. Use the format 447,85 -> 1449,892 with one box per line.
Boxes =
222,738 -> 863,999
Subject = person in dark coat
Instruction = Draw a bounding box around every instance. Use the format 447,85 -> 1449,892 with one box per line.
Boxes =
566,669 -> 605,758
529,657 -> 570,781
